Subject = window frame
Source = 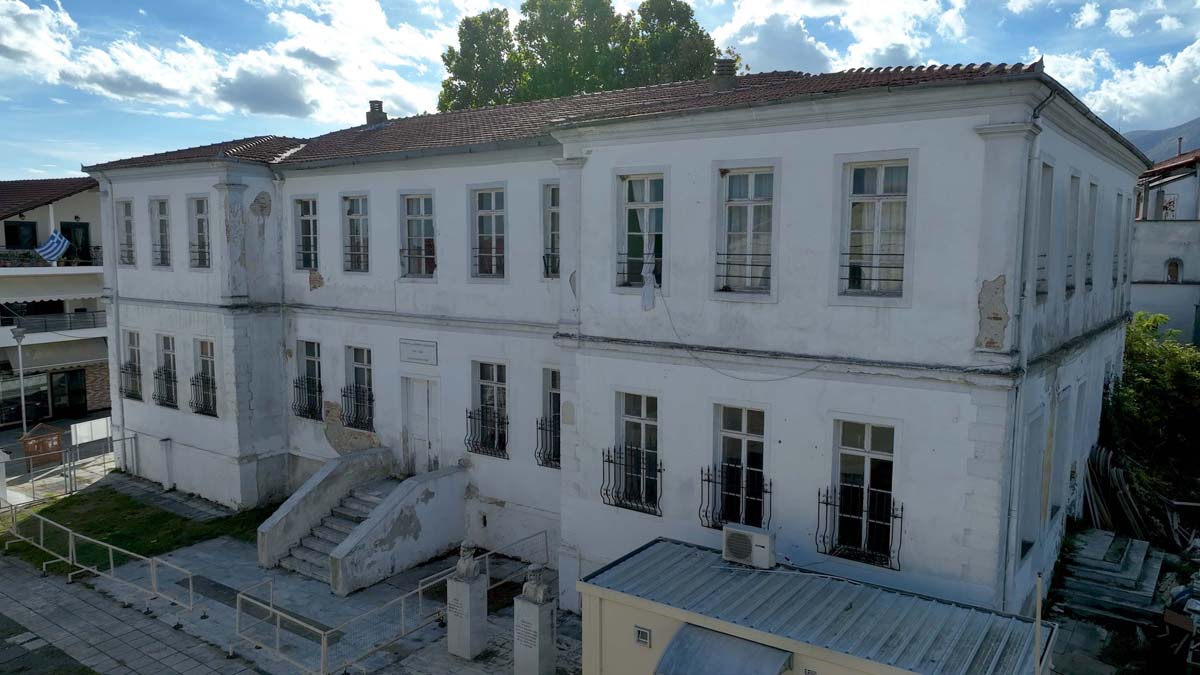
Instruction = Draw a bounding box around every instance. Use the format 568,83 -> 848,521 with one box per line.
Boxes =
192,337 -> 218,416
1166,258 -> 1183,283
123,330 -> 141,370
828,150 -> 917,308
293,196 -> 319,271
148,197 -> 171,269
714,404 -> 768,528
117,199 -> 136,266
615,391 -> 660,512
1066,173 -> 1080,296
341,193 -> 370,274
710,159 -> 781,303
298,339 -> 322,381
187,194 -> 211,270
468,183 -> 507,281
399,190 -> 437,281
611,166 -> 669,296
346,346 -> 373,391
542,181 -> 560,280
1084,181 -> 1098,290
828,416 -> 900,564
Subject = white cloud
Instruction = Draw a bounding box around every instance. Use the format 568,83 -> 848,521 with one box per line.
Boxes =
1158,14 -> 1182,31
937,0 -> 967,40
1005,0 -> 1038,14
0,0 -> 77,82
137,8 -> 146,16
722,15 -> 836,73
1072,2 -> 1100,28
1106,8 -> 1138,37
1027,46 -> 1115,93
1083,38 -> 1200,129
50,97 -> 66,104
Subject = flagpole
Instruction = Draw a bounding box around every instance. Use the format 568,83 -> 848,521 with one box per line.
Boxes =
48,202 -> 57,268
11,327 -> 26,436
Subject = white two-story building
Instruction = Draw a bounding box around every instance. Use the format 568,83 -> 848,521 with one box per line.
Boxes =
86,59 -> 1146,618
1133,148 -> 1200,340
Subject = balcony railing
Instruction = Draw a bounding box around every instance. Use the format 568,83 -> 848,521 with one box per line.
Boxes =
839,251 -> 903,296
535,416 -> 560,469
465,407 -> 508,458
292,376 -> 323,420
1065,253 -> 1075,295
295,247 -> 318,270
816,484 -> 904,570
119,362 -> 142,401
542,250 -> 560,278
0,245 -> 102,267
471,249 -> 505,278
119,243 -> 135,265
152,367 -> 178,408
399,248 -> 436,278
0,311 -> 106,333
344,245 -> 369,273
340,384 -> 374,431
715,252 -> 771,293
616,253 -> 661,288
189,243 -> 211,269
190,374 -> 217,417
699,463 -> 772,529
152,242 -> 171,267
600,445 -> 662,516
1035,253 -> 1048,297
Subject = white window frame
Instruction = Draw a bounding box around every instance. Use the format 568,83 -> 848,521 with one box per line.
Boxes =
1034,162 -> 1054,301
299,340 -> 322,381
149,198 -> 171,268
714,164 -> 777,298
542,182 -> 560,279
193,338 -> 218,416
616,391 -> 660,510
1066,173 -> 1080,295
832,418 -> 897,560
294,197 -> 319,271
828,150 -> 917,308
117,200 -> 136,266
347,346 -> 373,390
400,192 -> 436,279
188,196 -> 210,269
123,330 -> 141,369
715,404 -> 767,527
616,172 -> 665,291
155,334 -> 177,406
469,185 -> 506,280
1112,192 -> 1123,288
342,194 -> 369,273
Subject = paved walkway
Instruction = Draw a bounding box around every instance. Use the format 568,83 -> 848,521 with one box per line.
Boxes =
0,553 -> 258,674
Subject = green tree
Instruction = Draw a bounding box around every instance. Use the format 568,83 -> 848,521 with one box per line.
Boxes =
438,8 -> 525,112
623,0 -> 718,87
515,0 -> 626,101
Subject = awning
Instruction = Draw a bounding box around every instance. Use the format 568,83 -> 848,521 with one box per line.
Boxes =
2,337 -> 107,370
0,270 -> 102,303
656,624 -> 792,675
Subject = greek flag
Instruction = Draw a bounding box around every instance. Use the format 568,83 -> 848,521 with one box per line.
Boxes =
36,231 -> 70,262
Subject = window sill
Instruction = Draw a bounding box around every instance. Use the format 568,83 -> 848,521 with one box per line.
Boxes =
342,269 -> 372,275
467,275 -> 508,285
711,287 -> 776,304
827,545 -> 898,570
613,284 -> 664,296
828,291 -> 909,309
398,275 -> 437,284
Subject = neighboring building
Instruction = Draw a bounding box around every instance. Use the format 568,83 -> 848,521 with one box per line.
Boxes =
86,59 -> 1145,622
1133,148 -> 1200,340
0,178 -> 109,429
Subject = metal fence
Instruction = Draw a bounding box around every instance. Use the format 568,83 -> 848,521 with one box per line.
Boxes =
233,530 -> 549,674
0,434 -> 132,504
0,311 -> 107,333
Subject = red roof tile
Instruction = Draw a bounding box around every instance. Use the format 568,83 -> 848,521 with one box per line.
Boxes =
84,135 -> 305,172
1142,147 -> 1200,178
0,177 -> 98,221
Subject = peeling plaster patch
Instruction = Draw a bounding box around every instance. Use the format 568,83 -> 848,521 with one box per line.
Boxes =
976,275 -> 1009,351
284,347 -> 294,360
418,487 -> 435,504
308,269 -> 325,290
391,504 -> 421,541
321,401 -> 380,454
464,483 -> 506,508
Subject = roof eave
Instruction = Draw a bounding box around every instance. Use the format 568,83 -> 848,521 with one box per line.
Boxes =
0,183 -> 100,221
276,135 -> 559,171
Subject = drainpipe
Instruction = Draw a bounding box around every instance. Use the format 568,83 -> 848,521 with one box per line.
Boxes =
94,170 -> 129,472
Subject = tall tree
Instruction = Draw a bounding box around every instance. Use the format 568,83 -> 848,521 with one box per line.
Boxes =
623,0 -> 717,87
515,0 -> 626,101
438,9 -> 525,112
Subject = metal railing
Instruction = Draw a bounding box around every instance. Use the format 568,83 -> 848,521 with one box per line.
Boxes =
343,245 -> 369,273
0,245 -> 102,267
839,251 -> 904,296
465,407 -> 508,458
152,367 -> 178,408
152,242 -> 171,267
190,374 -> 217,416
0,310 -> 106,333
399,248 -> 436,278
542,250 -> 559,278
699,462 -> 772,529
340,384 -> 374,431
616,253 -> 661,287
715,252 -> 771,293
471,248 -> 504,278
292,376 -> 322,420
119,362 -> 142,400
815,484 -> 904,570
295,247 -> 319,271
535,416 -> 560,469
0,434 -> 127,503
189,243 -> 211,269
601,445 -> 662,516
118,244 -> 135,266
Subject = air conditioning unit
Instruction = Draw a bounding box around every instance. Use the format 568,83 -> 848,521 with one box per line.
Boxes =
722,523 -> 775,569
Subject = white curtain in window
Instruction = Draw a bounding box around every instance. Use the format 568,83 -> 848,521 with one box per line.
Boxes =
636,208 -> 656,310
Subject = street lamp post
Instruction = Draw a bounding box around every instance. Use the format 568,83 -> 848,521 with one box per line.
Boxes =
10,326 -> 26,436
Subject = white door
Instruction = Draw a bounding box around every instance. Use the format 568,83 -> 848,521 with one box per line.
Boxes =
403,378 -> 439,470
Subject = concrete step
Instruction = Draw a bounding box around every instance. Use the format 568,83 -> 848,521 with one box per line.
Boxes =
1065,540 -> 1152,589
302,535 -> 337,555
280,555 -> 330,583
289,544 -> 330,569
340,496 -> 378,514
322,515 -> 359,534
331,505 -> 369,523
1059,591 -> 1162,623
1062,575 -> 1156,607
1061,601 -> 1157,627
311,525 -> 351,545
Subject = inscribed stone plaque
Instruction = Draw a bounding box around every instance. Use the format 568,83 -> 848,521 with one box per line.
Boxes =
400,339 -> 438,365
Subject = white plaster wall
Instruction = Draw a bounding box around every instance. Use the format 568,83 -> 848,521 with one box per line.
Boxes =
1130,220 -> 1200,337
1147,175 -> 1199,220
1131,285 -> 1198,339
1,189 -> 101,247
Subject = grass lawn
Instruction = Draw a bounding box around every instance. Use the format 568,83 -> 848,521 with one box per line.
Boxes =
1,488 -> 276,575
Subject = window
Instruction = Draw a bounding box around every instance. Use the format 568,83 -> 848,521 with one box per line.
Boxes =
191,339 -> 217,416
120,330 -> 142,400
1034,164 -> 1052,300
1066,176 -> 1080,295
717,169 -> 773,293
1084,183 -> 1097,288
818,420 -> 900,568
118,201 -> 135,265
467,362 -> 508,457
295,198 -> 319,270
1112,193 -> 1122,287
1018,414 -> 1046,557
701,406 -> 768,528
1167,259 -> 1182,283
189,197 -> 210,269
472,189 -> 505,278
342,346 -> 374,430
841,162 -> 907,296
150,199 -> 170,267
1162,193 -> 1179,220
601,392 -> 661,514
536,369 -> 561,468
153,335 -> 177,408
292,340 -> 322,420
618,175 -> 663,287
343,196 -> 369,273
543,184 -> 560,278
401,194 -> 436,278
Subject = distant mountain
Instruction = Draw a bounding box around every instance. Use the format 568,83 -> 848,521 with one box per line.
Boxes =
1125,115 -> 1200,163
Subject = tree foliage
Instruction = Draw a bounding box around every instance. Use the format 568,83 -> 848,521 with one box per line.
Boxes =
1101,312 -> 1200,499
438,0 -> 726,112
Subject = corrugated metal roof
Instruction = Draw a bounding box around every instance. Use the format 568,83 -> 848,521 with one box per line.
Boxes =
581,539 -> 1054,675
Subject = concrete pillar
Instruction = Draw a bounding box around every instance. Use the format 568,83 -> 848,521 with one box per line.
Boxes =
553,157 -> 586,332
513,565 -> 555,675
447,541 -> 487,660
214,182 -> 248,303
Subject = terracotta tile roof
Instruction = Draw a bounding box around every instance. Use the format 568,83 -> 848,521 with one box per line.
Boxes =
1142,147 -> 1200,178
0,177 -> 98,221
84,135 -> 305,172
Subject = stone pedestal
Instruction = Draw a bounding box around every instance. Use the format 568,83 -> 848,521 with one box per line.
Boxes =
447,542 -> 487,660
513,564 -> 555,675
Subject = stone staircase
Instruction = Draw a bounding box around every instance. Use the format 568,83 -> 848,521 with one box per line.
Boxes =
279,478 -> 403,583
1060,529 -> 1165,624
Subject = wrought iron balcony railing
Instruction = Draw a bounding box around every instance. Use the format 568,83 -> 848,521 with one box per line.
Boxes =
471,248 -> 505,278
840,251 -> 904,296
152,367 -> 178,408
119,362 -> 142,401
343,245 -> 369,273
189,243 -> 211,269
0,311 -> 106,333
465,407 -> 508,458
535,416 -> 560,469
190,374 -> 218,417
292,376 -> 323,420
616,253 -> 662,288
399,248 -> 436,278
340,384 -> 374,430
600,445 -> 662,516
715,252 -> 771,293
152,242 -> 171,267
816,484 -> 904,570
542,250 -> 560,279
699,462 -> 772,529
0,245 -> 102,267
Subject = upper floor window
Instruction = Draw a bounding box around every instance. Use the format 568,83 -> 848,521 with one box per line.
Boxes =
618,175 -> 663,288
1066,176 -> 1080,295
817,420 -> 902,569
189,197 -> 210,269
841,162 -> 907,297
1084,183 -> 1098,289
1112,193 -> 1123,287
117,201 -> 135,265
342,196 -> 369,273
150,199 -> 170,267
1034,164 -> 1053,300
295,198 -> 318,270
716,169 -> 773,293
401,195 -> 436,278
472,189 -> 505,278
543,184 -> 560,279
1167,259 -> 1182,283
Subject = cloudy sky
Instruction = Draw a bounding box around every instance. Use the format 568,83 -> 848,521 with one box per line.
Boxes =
0,0 -> 1198,179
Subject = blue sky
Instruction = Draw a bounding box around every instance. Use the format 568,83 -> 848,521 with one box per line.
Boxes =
1,0 -> 1198,179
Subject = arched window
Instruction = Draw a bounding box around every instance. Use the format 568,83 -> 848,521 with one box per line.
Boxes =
1166,259 -> 1182,283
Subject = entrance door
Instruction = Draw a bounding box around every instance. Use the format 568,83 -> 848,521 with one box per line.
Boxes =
59,223 -> 91,262
402,378 -> 439,471
3,222 -> 37,249
50,369 -> 87,419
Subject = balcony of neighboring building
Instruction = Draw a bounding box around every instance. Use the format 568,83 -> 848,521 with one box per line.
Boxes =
0,301 -> 107,348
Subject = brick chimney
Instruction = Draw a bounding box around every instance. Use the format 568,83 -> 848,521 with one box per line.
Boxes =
711,58 -> 736,93
366,100 -> 387,125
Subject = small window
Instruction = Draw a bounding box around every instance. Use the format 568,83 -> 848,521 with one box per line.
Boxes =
295,198 -> 319,270
472,189 -> 505,278
117,201 -> 135,265
543,184 -> 560,278
618,175 -> 664,288
1034,164 -> 1052,300
343,196 -> 369,273
717,169 -> 773,293
1113,193 -> 1123,287
120,330 -> 142,400
189,197 -> 210,269
1084,183 -> 1097,289
1066,176 -> 1080,295
536,369 -> 561,468
401,195 -> 436,278
150,199 -> 171,267
634,626 -> 651,647
841,162 -> 907,296
1167,259 -> 1182,283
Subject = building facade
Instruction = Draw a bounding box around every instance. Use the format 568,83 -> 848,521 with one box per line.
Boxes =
0,178 -> 109,430
1133,149 -> 1200,340
87,61 -> 1145,617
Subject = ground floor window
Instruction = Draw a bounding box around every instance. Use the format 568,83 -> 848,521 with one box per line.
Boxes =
817,419 -> 903,568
